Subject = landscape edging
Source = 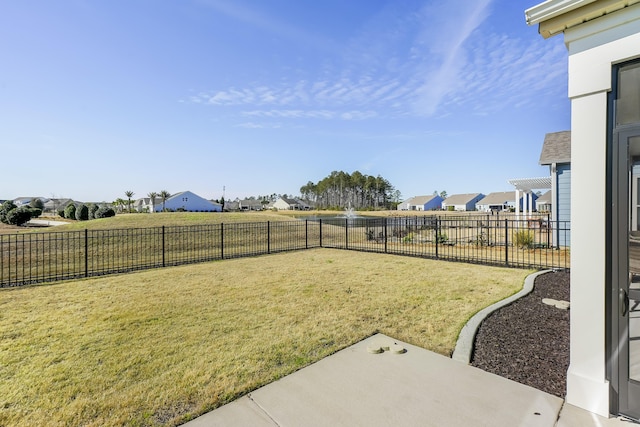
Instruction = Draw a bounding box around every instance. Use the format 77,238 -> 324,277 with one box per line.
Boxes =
451,269 -> 552,364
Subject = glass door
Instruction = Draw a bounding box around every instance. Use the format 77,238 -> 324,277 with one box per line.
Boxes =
614,128 -> 640,420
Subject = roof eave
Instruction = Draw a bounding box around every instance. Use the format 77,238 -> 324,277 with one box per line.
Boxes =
525,0 -> 596,26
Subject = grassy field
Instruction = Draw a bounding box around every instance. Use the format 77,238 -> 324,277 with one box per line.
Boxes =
0,248 -> 532,426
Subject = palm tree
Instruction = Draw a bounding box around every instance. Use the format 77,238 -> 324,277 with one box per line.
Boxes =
112,198 -> 126,213
124,190 -> 135,213
147,191 -> 158,213
159,190 -> 170,212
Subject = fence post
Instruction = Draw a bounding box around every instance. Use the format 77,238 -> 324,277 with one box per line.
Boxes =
384,217 -> 388,253
319,219 -> 323,247
220,223 -> 224,260
305,220 -> 308,249
345,218 -> 348,249
435,218 -> 439,259
547,213 -> 553,249
504,219 -> 509,266
162,226 -> 166,267
84,229 -> 88,277
267,221 -> 271,254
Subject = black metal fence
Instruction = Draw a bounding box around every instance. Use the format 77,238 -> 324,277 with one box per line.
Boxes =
0,216 -> 570,287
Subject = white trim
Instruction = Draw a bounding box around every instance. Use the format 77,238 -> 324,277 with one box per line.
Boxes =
525,0 -> 595,25
507,177 -> 552,191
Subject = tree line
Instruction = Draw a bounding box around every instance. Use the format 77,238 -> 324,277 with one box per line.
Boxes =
299,171 -> 401,210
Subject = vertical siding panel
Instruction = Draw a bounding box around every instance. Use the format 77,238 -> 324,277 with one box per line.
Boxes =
557,163 -> 571,246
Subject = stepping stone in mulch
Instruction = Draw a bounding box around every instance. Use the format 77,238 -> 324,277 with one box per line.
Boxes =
542,298 -> 570,310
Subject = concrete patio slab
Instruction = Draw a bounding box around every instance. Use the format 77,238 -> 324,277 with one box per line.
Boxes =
183,334 -> 563,426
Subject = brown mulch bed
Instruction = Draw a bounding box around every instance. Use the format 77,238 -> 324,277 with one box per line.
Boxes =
470,270 -> 570,398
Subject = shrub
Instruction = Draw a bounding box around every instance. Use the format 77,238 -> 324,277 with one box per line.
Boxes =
436,231 -> 448,243
64,203 -> 76,220
29,198 -> 44,210
473,231 -> 489,246
0,201 -> 17,224
75,204 -> 89,221
28,207 -> 42,218
57,207 -> 66,218
94,206 -> 116,219
513,230 -> 535,249
5,207 -> 38,226
88,204 -> 99,220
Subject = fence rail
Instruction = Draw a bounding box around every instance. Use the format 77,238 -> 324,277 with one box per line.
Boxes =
0,217 -> 570,287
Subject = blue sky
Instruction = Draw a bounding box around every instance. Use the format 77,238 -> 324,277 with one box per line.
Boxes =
0,0 -> 569,203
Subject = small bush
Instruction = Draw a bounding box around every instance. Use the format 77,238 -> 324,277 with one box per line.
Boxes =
0,201 -> 17,223
94,206 -> 116,219
64,204 -> 76,220
473,231 -> 488,246
75,204 -> 89,221
5,207 -> 38,226
29,198 -> 44,210
436,232 -> 448,243
513,230 -> 535,249
88,204 -> 99,220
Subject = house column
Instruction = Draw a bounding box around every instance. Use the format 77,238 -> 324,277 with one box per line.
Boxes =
528,191 -> 533,217
566,79 -> 610,416
515,189 -> 520,218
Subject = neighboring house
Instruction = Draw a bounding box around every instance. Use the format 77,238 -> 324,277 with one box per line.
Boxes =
539,130 -> 571,245
223,200 -> 240,212
297,199 -> 313,210
152,191 -> 221,212
526,1 -> 640,419
134,197 -> 159,213
13,196 -> 47,207
441,193 -> 484,211
397,195 -> 443,211
535,190 -> 552,213
476,191 -> 538,212
239,199 -> 263,211
44,198 -> 73,214
272,197 -> 308,210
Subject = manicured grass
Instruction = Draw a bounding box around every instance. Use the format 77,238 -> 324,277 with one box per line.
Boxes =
0,249 -> 532,426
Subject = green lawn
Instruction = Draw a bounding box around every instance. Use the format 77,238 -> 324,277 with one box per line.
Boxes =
0,249 -> 531,426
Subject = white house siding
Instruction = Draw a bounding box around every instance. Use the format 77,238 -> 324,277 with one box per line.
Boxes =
397,201 -> 410,211
273,198 -> 292,210
155,191 -> 221,212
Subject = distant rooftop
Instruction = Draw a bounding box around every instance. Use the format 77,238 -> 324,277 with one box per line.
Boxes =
539,131 -> 571,165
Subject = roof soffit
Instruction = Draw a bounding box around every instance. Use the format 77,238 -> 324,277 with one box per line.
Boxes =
526,0 -> 638,38
526,0 -> 596,26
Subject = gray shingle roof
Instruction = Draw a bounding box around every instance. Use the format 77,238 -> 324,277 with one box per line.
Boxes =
409,195 -> 439,205
539,131 -> 571,165
442,193 -> 483,205
477,191 -> 517,205
536,190 -> 552,203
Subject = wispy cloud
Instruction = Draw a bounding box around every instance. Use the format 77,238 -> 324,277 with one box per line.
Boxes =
189,0 -> 567,123
242,109 -> 377,121
410,0 -> 494,116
